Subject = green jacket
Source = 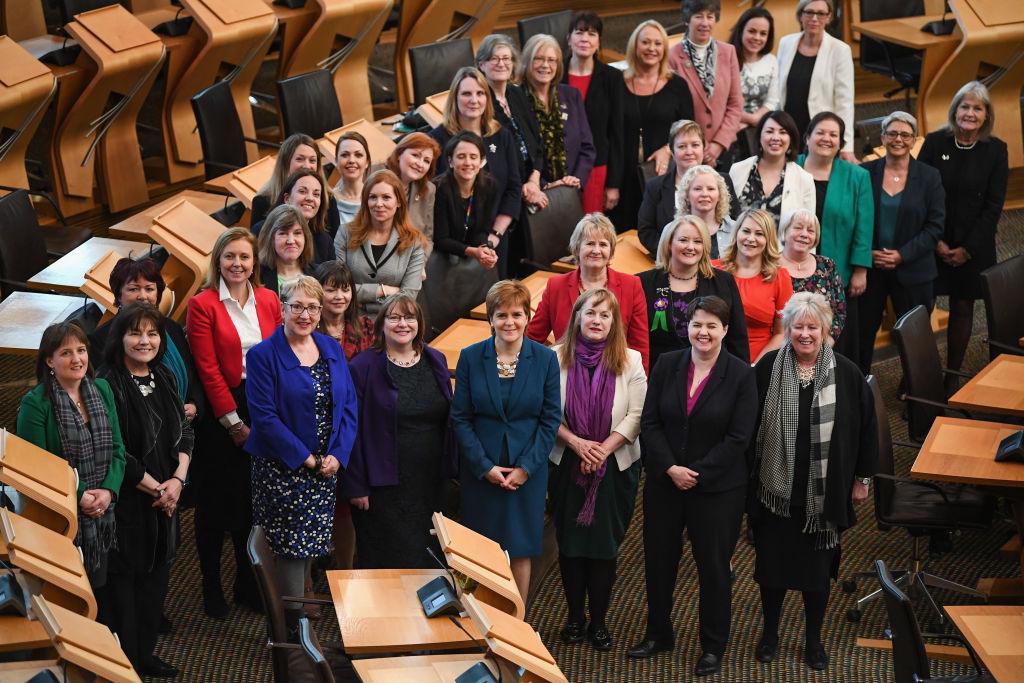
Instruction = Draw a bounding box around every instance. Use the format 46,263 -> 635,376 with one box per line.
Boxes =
797,154 -> 874,285
16,379 -> 126,500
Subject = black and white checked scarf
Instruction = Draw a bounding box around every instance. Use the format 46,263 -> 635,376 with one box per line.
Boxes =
683,37 -> 717,99
50,375 -> 117,572
756,343 -> 839,549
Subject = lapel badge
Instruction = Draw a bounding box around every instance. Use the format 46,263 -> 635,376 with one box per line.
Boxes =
941,154 -> 949,161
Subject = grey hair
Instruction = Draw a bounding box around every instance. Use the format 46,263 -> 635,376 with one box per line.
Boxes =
568,213 -> 618,261
779,207 -> 820,249
475,34 -> 520,76
796,0 -> 833,20
675,164 -> 731,226
880,110 -> 917,136
948,80 -> 994,139
782,291 -> 833,340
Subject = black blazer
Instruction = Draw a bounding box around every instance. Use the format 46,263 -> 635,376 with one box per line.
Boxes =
861,157 -> 945,286
430,125 -> 523,221
641,348 -> 758,492
562,58 -> 625,189
637,170 -> 740,256
251,193 -> 341,238
251,218 -> 336,266
491,84 -> 544,183
259,263 -> 315,296
432,170 -> 500,256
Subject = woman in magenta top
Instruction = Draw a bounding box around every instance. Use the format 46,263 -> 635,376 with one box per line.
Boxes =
714,208 -> 792,362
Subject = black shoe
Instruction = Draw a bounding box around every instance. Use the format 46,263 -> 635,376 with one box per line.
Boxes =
694,652 -> 721,676
202,586 -> 229,620
139,656 -> 178,678
627,638 -> 672,659
805,643 -> 829,670
159,613 -> 174,635
234,583 -> 263,612
587,623 -> 612,651
755,634 -> 778,663
560,621 -> 585,644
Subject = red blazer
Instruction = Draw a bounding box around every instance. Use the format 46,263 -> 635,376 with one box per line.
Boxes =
668,40 -> 745,152
186,285 -> 282,419
526,268 -> 650,374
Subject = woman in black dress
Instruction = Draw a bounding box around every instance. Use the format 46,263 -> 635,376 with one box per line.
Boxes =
917,81 -> 1009,383
344,294 -> 456,568
613,19 -> 694,231
750,292 -> 877,671
432,131 -> 500,269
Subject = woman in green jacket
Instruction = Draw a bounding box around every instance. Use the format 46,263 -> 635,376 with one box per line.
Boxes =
797,111 -> 873,358
16,321 -> 126,589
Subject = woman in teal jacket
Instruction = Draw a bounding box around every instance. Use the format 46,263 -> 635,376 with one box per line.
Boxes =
16,321 -> 126,589
797,111 -> 873,357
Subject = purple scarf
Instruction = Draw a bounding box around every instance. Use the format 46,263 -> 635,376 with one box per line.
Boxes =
564,336 -> 616,526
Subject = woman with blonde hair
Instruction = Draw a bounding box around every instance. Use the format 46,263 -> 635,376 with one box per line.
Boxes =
779,208 -> 845,342
715,208 -> 793,362
676,164 -> 734,257
550,288 -> 646,651
384,132 -> 440,249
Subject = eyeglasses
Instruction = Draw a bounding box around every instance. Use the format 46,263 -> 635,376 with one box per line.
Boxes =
883,130 -> 914,141
385,314 -> 418,324
487,55 -> 513,65
532,56 -> 559,65
286,303 -> 322,316
801,9 -> 830,18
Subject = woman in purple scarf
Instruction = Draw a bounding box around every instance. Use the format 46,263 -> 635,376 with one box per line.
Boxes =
549,288 -> 647,652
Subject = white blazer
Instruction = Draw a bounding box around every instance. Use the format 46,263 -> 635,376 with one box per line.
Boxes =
548,347 -> 646,471
729,156 -> 816,242
776,31 -> 855,152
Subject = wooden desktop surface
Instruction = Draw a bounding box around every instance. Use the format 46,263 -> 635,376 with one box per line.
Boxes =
429,319 -> 492,375
352,653 -> 493,682
0,292 -> 88,356
551,230 -> 653,275
326,568 -> 484,654
0,616 -> 50,653
0,659 -> 63,681
948,354 -> 1024,417
945,605 -> 1024,683
911,416 -> 1024,489
28,237 -> 152,294
107,190 -> 235,239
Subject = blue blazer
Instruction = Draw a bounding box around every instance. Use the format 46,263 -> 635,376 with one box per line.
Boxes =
244,328 -> 358,470
551,83 -> 596,188
451,337 -> 561,480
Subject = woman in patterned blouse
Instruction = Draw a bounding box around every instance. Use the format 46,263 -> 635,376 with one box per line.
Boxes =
779,208 -> 846,342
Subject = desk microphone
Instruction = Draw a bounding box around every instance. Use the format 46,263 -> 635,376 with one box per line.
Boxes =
447,615 -> 503,683
426,545 -> 458,588
417,545 -> 461,618
922,1 -> 955,35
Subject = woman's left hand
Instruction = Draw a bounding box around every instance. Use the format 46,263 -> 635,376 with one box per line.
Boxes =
82,488 -> 112,518
648,146 -> 672,176
851,480 -> 870,502
502,467 -> 529,491
183,403 -> 197,421
155,477 -> 183,509
945,247 -> 968,267
320,455 -> 340,477
704,142 -> 724,167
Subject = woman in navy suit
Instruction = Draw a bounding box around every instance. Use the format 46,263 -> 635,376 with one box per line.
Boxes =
452,280 -> 561,601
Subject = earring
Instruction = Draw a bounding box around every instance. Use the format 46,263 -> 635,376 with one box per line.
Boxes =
49,368 -> 55,376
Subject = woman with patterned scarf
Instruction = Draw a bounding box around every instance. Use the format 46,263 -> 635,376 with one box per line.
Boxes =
548,288 -> 646,653
519,34 -> 596,192
749,291 -> 877,672
17,321 -> 125,590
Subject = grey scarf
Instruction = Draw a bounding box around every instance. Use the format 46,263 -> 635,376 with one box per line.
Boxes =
684,37 -> 717,99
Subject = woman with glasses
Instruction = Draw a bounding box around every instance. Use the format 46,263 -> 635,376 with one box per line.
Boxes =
857,111 -> 944,374
776,0 -> 855,161
245,276 -> 357,636
344,294 -> 456,568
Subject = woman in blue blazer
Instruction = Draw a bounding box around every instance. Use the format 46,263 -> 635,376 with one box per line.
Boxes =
452,280 -> 561,601
245,276 -> 358,632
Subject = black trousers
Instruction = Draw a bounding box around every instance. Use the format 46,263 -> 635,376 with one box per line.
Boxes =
857,268 -> 934,374
97,560 -> 170,670
641,476 -> 745,655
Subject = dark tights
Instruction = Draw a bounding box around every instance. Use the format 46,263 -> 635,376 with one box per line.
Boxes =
945,296 -> 975,373
558,555 -> 617,627
759,585 -> 829,647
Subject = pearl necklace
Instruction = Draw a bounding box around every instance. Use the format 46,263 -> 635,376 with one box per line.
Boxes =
388,352 -> 419,367
954,137 -> 977,150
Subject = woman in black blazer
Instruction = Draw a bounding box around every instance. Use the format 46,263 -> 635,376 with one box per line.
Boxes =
857,111 -> 944,374
628,295 -> 758,677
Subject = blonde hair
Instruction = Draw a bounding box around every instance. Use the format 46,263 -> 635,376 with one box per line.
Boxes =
203,228 -> 260,291
948,80 -> 994,140
442,67 -> 502,137
520,34 -> 564,112
780,208 -> 821,250
280,275 -> 324,305
669,119 -> 705,148
557,288 -> 627,375
624,20 -> 672,82
257,205 -> 313,271
721,208 -> 782,281
656,215 -> 715,279
676,165 -> 731,226
568,213 -> 618,261
485,280 -> 532,322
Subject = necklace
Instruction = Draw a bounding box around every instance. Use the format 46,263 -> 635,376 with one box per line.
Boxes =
785,255 -> 813,275
796,363 -> 815,388
954,137 -> 977,150
387,351 -> 419,367
132,372 -> 156,397
496,352 -> 520,378
669,270 -> 698,282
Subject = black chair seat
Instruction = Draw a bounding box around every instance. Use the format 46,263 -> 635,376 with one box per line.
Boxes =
881,481 -> 994,531
408,39 -> 474,106
40,224 -> 92,258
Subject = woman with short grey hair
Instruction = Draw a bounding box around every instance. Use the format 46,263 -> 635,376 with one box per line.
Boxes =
918,80 -> 1008,389
779,208 -> 846,342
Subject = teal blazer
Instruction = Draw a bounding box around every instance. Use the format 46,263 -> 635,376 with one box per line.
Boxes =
797,154 -> 874,285
16,379 -> 127,500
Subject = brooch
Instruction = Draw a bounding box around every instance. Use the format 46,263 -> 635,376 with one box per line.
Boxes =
941,154 -> 950,161
561,112 -> 569,121
489,143 -> 497,153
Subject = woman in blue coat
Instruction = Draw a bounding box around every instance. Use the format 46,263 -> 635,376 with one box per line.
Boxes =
245,276 -> 358,634
452,280 -> 561,601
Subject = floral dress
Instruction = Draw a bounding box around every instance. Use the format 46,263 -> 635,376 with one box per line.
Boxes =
252,357 -> 335,559
789,254 -> 847,340
739,161 -> 785,227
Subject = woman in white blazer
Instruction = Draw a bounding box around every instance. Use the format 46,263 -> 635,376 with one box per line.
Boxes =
548,287 -> 647,652
729,110 -> 815,235
776,0 -> 856,161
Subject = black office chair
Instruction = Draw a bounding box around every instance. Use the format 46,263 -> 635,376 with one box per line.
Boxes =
874,560 -> 994,682
520,186 -> 584,272
517,10 -> 573,55
276,70 -> 343,140
980,255 -> 1024,360
842,376 -> 994,626
191,80 -> 280,181
418,251 -> 498,342
55,0 -> 118,23
858,0 -> 925,109
0,190 -> 70,297
296,616 -> 360,683
408,38 -> 474,106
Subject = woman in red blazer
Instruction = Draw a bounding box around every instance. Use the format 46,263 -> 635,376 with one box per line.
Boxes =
527,214 -> 650,373
186,227 -> 282,619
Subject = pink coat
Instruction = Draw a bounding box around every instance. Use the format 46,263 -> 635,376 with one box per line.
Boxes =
668,40 -> 745,152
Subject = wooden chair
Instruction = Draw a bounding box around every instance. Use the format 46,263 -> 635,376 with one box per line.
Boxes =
517,10 -> 573,56
520,186 -> 583,272
191,80 -> 280,180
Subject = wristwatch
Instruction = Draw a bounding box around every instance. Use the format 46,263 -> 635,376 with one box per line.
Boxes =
857,476 -> 872,486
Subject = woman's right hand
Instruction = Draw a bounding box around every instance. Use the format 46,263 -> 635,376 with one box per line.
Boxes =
468,246 -> 498,269
666,465 -> 699,491
485,466 -> 512,486
229,423 -> 249,447
350,496 -> 369,510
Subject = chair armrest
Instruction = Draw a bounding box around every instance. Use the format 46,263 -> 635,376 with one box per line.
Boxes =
921,632 -> 985,676
875,473 -> 951,503
281,594 -> 333,606
986,338 -> 1024,356
242,136 -> 281,150
940,368 -> 974,379
902,393 -> 971,418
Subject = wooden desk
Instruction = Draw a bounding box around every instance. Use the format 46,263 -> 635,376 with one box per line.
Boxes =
429,319 -> 492,375
852,15 -> 959,131
107,190 -> 236,239
33,595 -> 140,683
470,271 -> 555,321
326,568 -> 484,654
0,660 -> 63,682
318,120 -> 398,169
551,229 -> 653,275
0,616 -> 50,653
946,605 -> 1024,683
0,292 -> 88,356
948,354 -> 1024,418
0,429 -> 79,540
353,653 -> 493,682
28,237 -> 152,294
0,37 -> 56,191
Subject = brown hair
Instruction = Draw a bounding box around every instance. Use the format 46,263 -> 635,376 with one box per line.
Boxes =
109,256 -> 165,307
385,133 -> 441,200
257,204 -> 313,271
334,131 -> 371,177
103,302 -> 166,369
345,170 -> 427,253
315,261 -> 366,346
36,320 -> 93,385
485,279 -> 532,322
281,169 -> 329,235
442,67 -> 502,136
203,227 -> 260,291
371,293 -> 425,354
557,288 -> 627,375
260,133 -> 326,205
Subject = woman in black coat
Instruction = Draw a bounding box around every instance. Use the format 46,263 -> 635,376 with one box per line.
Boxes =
98,303 -> 193,678
432,131 -> 501,269
629,295 -> 758,677
917,81 -> 1008,382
